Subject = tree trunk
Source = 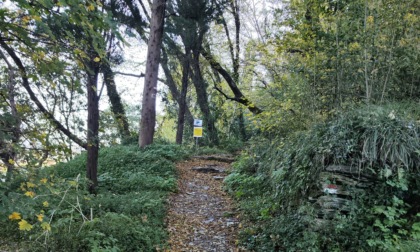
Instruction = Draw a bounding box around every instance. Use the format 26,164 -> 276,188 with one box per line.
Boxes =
0,48 -> 21,181
139,0 -> 167,147
175,51 -> 190,144
102,61 -> 131,141
86,63 -> 100,194
191,50 -> 219,146
161,48 -> 194,126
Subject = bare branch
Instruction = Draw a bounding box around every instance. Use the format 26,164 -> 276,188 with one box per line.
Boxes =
114,71 -> 145,78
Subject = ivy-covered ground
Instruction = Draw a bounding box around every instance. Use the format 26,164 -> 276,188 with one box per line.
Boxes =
0,144 -> 189,251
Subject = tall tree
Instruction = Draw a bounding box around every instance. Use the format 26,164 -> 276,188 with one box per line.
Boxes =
1,0 -> 116,192
139,0 -> 167,147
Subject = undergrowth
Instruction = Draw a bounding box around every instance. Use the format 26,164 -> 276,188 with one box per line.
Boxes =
0,143 -> 190,251
226,103 -> 420,251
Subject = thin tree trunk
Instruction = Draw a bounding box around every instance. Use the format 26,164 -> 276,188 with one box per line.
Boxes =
0,48 -> 20,181
175,51 -> 190,144
102,61 -> 131,140
139,0 -> 167,147
161,49 -> 194,125
191,49 -> 219,146
86,62 -> 100,193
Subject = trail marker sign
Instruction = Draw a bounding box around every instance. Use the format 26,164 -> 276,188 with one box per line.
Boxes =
193,127 -> 203,137
193,119 -> 203,127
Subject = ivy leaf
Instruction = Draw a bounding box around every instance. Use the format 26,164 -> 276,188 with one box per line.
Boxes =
24,191 -> 36,198
41,222 -> 51,232
8,212 -> 22,221
18,220 -> 33,231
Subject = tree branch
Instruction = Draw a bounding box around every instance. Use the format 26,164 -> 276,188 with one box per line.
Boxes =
0,40 -> 88,149
200,47 -> 262,114
114,71 -> 145,78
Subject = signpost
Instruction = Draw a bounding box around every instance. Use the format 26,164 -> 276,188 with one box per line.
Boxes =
193,119 -> 203,150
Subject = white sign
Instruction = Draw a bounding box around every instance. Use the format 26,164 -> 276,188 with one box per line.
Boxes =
323,184 -> 338,194
193,119 -> 202,127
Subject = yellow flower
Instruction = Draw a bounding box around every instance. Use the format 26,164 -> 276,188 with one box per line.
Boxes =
366,15 -> 374,24
43,201 -> 49,207
24,191 -> 36,198
9,212 -> 21,220
18,220 -> 33,231
41,222 -> 51,232
36,214 -> 44,222
40,178 -> 48,184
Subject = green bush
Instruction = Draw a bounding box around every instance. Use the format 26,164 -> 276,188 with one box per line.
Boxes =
227,103 -> 420,251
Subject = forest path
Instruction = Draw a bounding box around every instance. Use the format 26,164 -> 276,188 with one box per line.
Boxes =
166,155 -> 244,252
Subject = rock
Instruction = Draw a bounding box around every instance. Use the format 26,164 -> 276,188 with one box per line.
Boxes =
192,166 -> 225,173
192,155 -> 236,163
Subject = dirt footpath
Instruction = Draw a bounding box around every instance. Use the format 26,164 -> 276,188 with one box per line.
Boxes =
166,156 -> 244,252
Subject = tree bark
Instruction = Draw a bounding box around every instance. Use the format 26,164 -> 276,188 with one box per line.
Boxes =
175,51 -> 190,144
102,61 -> 131,141
86,61 -> 100,193
139,0 -> 167,147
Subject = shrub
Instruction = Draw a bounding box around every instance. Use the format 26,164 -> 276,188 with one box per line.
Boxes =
227,103 -> 420,251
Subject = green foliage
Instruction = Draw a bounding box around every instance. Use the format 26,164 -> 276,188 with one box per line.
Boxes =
226,104 -> 420,251
0,144 -> 191,251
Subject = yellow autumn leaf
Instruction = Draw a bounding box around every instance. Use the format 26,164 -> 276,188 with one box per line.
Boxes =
40,178 -> 48,184
41,222 -> 51,232
20,183 -> 27,192
9,212 -> 21,220
93,57 -> 101,62
22,15 -> 30,24
24,191 -> 36,198
43,201 -> 49,207
36,214 -> 44,222
26,182 -> 36,188
18,220 -> 33,231
87,4 -> 95,11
